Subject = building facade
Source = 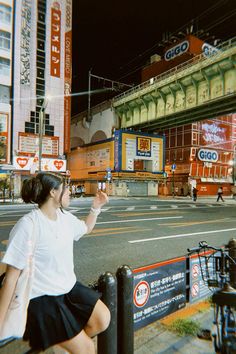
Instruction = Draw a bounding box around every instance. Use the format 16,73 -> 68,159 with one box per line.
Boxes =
9,0 -> 72,196
68,130 -> 165,196
0,0 -> 13,166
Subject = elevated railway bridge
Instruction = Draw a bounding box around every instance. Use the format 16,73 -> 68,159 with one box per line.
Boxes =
113,37 -> 236,132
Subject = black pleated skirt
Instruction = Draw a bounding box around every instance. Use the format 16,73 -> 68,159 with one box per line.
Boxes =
23,281 -> 101,350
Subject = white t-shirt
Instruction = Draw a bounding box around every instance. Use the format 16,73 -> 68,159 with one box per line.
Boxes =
2,208 -> 88,299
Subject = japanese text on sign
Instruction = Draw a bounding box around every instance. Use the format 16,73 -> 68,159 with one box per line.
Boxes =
136,137 -> 151,157
51,4 -> 61,77
133,259 -> 186,330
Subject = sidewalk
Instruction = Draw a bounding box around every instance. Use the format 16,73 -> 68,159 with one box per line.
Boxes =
0,302 -> 215,354
134,301 -> 215,354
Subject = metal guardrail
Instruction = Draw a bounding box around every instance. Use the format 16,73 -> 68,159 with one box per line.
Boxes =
113,36 -> 236,103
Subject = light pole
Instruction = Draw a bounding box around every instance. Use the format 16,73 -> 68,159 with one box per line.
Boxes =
38,98 -> 48,172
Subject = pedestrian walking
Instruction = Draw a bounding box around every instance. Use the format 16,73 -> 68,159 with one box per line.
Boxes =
0,172 -> 110,354
192,187 -> 198,202
217,186 -> 224,202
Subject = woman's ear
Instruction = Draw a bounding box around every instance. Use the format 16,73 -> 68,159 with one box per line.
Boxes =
49,189 -> 56,198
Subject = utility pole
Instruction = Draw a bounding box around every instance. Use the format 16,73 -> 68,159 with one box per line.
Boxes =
38,98 -> 48,172
88,68 -> 92,122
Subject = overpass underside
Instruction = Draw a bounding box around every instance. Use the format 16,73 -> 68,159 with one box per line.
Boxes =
113,38 -> 236,132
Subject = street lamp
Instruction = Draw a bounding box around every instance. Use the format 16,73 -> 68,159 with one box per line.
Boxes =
38,97 -> 49,172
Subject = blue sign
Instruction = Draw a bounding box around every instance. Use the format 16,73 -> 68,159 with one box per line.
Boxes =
202,43 -> 219,58
198,149 -> 218,163
164,40 -> 189,61
133,259 -> 186,330
171,164 -> 176,170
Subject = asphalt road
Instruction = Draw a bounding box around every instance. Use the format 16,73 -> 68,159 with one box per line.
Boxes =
0,197 -> 236,285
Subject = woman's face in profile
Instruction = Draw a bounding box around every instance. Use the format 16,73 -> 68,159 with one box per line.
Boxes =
52,183 -> 71,208
61,184 -> 71,208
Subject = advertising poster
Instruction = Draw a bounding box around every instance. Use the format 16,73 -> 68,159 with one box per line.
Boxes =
133,257 -> 186,330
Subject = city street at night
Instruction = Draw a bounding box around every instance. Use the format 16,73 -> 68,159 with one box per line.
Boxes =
1,197 -> 235,285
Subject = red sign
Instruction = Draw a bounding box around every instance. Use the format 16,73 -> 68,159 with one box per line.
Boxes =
133,281 -> 150,307
50,4 -> 61,77
64,30 -> 72,153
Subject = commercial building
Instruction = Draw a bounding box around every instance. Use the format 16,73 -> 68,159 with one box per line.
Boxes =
0,0 -> 72,197
70,34 -> 236,196
68,129 -> 164,196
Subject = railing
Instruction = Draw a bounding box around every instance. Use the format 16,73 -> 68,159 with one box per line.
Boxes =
113,36 -> 236,103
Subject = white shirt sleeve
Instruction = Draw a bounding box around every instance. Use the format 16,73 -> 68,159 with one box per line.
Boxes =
1,215 -> 34,270
65,212 -> 88,241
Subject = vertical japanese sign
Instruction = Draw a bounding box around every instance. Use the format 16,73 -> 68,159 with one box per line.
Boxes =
50,3 -> 61,77
0,113 -> 8,162
133,257 -> 186,330
114,131 -> 121,171
64,0 -> 72,153
20,0 -> 32,85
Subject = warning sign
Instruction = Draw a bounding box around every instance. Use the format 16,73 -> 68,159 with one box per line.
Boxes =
134,281 -> 150,307
192,264 -> 200,279
191,282 -> 200,298
189,255 -> 212,303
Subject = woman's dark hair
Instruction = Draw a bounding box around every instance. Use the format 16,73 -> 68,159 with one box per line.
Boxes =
21,172 -> 65,206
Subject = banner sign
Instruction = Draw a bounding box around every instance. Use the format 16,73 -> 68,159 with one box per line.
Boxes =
20,0 -> 32,85
50,3 -> 61,77
133,257 -> 186,330
136,137 -> 151,157
13,156 -> 66,172
18,133 -> 59,157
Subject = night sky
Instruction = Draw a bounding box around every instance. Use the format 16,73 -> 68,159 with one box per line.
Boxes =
71,0 -> 236,115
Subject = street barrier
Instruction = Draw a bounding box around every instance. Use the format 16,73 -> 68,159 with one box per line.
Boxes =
116,265 -> 134,354
228,238 -> 236,289
1,238 -> 236,353
97,271 -> 117,354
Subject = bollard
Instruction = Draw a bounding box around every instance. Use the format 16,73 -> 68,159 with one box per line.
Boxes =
97,272 -> 117,354
116,265 -> 134,354
228,238 -> 236,289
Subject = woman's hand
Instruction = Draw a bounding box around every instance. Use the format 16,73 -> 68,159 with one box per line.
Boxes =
92,191 -> 109,209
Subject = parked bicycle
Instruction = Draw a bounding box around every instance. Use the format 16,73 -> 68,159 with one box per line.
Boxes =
187,241 -> 236,354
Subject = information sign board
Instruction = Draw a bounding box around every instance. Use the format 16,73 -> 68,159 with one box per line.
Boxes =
133,257 -> 186,330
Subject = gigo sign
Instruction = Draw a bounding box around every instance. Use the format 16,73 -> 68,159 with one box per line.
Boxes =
202,43 -> 219,58
164,40 -> 189,61
198,149 -> 218,163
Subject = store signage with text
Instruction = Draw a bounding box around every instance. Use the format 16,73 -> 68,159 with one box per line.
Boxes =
13,156 -> 66,172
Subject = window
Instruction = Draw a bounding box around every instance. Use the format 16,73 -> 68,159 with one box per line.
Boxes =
0,4 -> 11,24
0,113 -> 7,132
0,85 -> 10,103
0,31 -> 11,51
0,57 -> 10,76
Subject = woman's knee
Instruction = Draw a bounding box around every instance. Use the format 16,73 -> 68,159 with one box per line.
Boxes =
99,302 -> 111,332
59,330 -> 95,354
87,300 -> 111,334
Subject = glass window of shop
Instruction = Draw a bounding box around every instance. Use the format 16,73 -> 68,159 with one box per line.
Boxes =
0,85 -> 10,103
0,57 -> 10,76
0,30 -> 10,51
0,4 -> 11,24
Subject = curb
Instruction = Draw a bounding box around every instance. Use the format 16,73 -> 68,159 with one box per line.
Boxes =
160,300 -> 211,327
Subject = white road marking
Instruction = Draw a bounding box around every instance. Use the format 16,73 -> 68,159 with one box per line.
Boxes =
150,206 -> 158,209
129,227 -> 236,244
96,216 -> 183,225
